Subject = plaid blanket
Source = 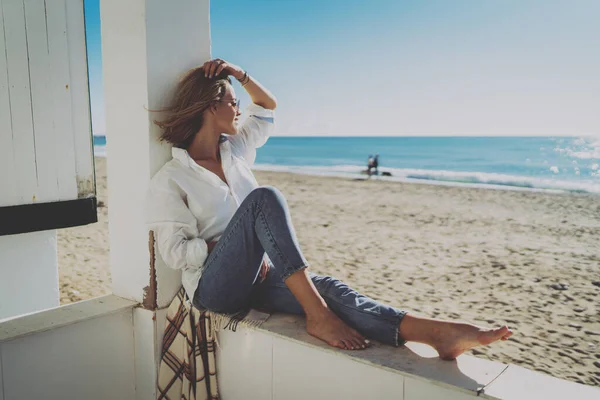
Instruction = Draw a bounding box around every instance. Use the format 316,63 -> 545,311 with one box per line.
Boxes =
156,288 -> 271,399
157,288 -> 219,400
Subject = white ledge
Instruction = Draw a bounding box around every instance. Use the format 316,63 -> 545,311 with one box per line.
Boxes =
258,314 -> 504,396
0,295 -> 138,343
217,313 -> 600,399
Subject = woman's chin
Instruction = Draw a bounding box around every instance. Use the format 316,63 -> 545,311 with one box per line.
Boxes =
227,125 -> 239,135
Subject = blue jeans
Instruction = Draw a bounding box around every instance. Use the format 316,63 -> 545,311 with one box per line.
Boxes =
193,186 -> 407,346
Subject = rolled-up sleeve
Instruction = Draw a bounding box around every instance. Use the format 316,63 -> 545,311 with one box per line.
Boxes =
146,182 -> 208,271
229,103 -> 275,164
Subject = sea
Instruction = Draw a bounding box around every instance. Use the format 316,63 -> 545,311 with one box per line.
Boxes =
93,135 -> 600,195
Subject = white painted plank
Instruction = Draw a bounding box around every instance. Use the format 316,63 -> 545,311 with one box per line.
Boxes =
483,364 -> 600,399
24,0 -> 59,202
272,336 -> 405,400
47,0 -> 77,200
66,0 -> 94,198
2,0 -> 38,204
0,230 -> 59,321
0,344 -> 4,400
404,376 -> 479,400
2,310 -> 135,400
0,0 -> 17,207
133,308 -> 159,400
218,328 -> 274,400
0,294 -> 137,342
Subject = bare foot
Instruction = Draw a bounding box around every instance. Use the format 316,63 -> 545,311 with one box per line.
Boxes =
432,322 -> 512,360
306,309 -> 369,350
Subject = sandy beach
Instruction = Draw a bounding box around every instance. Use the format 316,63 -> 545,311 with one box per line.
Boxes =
57,157 -> 600,386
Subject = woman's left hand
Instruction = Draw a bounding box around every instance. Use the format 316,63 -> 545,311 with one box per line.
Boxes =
258,258 -> 270,283
202,58 -> 244,80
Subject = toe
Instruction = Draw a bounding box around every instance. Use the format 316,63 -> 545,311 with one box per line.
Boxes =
341,339 -> 354,350
352,331 -> 366,344
497,326 -> 512,340
350,337 -> 364,350
501,329 -> 513,340
478,327 -> 506,345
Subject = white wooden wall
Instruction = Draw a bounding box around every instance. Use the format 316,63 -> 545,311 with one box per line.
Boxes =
0,296 -> 137,400
0,0 -> 93,208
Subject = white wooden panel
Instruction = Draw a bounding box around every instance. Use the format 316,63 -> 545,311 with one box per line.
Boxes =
272,336 -> 405,400
24,0 -> 59,202
47,0 -> 77,200
0,0 -> 16,207
155,306 -> 170,357
483,364 -> 600,399
133,308 -> 159,400
217,328 -> 274,400
1,310 -> 135,400
0,346 -> 4,400
0,295 -> 136,342
404,376 -> 479,400
1,0 -> 92,208
66,0 -> 94,198
0,231 -> 59,320
2,0 -> 37,204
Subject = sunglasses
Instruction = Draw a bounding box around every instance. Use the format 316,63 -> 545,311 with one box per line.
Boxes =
219,98 -> 240,110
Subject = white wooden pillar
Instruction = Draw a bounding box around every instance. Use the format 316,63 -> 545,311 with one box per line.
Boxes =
100,0 -> 211,397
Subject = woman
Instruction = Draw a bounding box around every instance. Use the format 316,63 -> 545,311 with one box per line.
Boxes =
147,58 -> 512,356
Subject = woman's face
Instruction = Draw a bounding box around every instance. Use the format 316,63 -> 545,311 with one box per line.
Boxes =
214,84 -> 241,135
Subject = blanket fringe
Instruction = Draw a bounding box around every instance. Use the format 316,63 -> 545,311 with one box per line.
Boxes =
184,297 -> 268,349
208,309 -> 266,348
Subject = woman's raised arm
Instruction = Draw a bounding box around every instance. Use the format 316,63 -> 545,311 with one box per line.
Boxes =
202,58 -> 277,110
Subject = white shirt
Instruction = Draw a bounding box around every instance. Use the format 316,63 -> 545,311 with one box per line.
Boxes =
146,103 -> 275,299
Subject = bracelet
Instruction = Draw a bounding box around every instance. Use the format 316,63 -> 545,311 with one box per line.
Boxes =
238,70 -> 250,86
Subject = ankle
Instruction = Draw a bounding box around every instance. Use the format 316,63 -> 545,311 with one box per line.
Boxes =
398,314 -> 445,344
305,302 -> 331,320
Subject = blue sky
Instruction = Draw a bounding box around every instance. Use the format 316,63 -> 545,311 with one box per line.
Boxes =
86,0 -> 599,136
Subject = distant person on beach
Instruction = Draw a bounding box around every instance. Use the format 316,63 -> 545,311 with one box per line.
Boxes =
373,154 -> 379,175
366,154 -> 380,177
147,58 -> 512,356
367,155 -> 375,177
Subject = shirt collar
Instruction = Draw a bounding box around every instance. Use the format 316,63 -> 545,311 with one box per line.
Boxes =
171,147 -> 192,167
171,135 -> 231,169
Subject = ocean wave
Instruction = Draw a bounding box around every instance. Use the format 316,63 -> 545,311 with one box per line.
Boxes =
553,136 -> 600,160
253,163 -> 600,194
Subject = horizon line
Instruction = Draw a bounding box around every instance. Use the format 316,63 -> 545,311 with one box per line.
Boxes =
93,133 -> 595,138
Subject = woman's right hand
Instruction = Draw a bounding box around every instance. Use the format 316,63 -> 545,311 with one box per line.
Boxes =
202,58 -> 244,80
207,240 -> 218,254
